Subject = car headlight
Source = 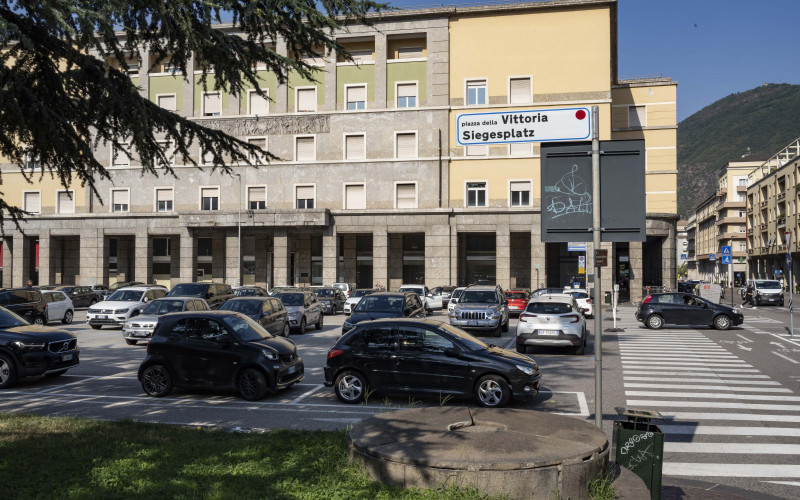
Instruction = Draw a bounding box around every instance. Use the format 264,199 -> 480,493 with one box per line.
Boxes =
516,364 -> 536,376
261,349 -> 278,361
288,311 -> 301,318
12,341 -> 47,350
491,312 -> 502,319
114,308 -> 130,314
343,321 -> 354,329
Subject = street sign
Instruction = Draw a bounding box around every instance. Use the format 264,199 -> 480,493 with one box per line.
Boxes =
595,249 -> 608,267
709,253 -> 716,261
680,253 -> 687,260
456,107 -> 591,146
722,255 -> 732,264
568,242 -> 587,252
721,246 -> 731,255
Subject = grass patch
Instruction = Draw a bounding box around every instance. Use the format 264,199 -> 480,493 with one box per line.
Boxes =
587,471 -> 616,500
0,413 -> 501,500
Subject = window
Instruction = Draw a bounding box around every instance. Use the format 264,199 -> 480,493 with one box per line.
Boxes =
344,184 -> 366,210
346,85 -> 366,110
157,94 -> 176,111
248,137 -> 267,163
23,149 -> 40,170
397,47 -> 423,59
112,142 -> 131,167
466,80 -> 487,106
202,92 -> 221,116
398,327 -> 453,354
466,145 -> 488,156
296,88 -> 316,113
510,181 -> 531,207
200,146 -> 215,166
153,238 -> 171,258
201,187 -> 219,211
738,178 -> 747,186
248,186 -> 266,209
509,142 -> 531,156
509,77 -> 531,104
156,188 -> 173,212
397,83 -> 417,108
156,141 -> 174,166
466,182 -> 487,207
395,132 -> 417,159
23,192 -> 41,214
111,189 -> 129,212
295,136 -> 316,161
247,89 -> 269,115
739,242 -> 747,252
395,183 -> 417,209
628,106 -> 646,127
296,185 -> 315,209
361,326 -> 395,350
57,190 -> 74,214
345,134 -> 365,160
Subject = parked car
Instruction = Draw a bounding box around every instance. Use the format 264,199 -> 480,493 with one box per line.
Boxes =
268,286 -> 298,296
332,282 -> 357,298
41,291 -> 75,324
636,293 -> 744,330
314,287 -> 347,315
54,285 -> 99,308
89,284 -> 110,301
0,306 -> 79,389
87,286 -> 167,329
343,289 -> 376,315
448,285 -> 509,337
167,283 -> 234,310
98,281 -> 145,300
0,288 -> 48,325
530,287 -> 567,298
37,284 -> 62,291
439,286 -> 458,304
273,291 -> 323,334
447,287 -> 466,313
324,318 -> 541,408
342,291 -> 425,335
138,311 -> 303,400
122,297 -> 210,345
233,286 -> 268,297
218,297 -> 290,337
746,279 -> 784,306
397,284 -> 443,312
678,279 -> 700,293
505,289 -> 531,316
516,296 -> 587,355
562,288 -> 593,318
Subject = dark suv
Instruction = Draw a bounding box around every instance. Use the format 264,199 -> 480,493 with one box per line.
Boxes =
341,291 -> 425,335
0,306 -> 79,388
138,311 -> 304,400
167,283 -> 235,309
448,285 -> 509,337
54,285 -> 99,308
219,297 -> 291,337
314,287 -> 347,315
0,289 -> 48,325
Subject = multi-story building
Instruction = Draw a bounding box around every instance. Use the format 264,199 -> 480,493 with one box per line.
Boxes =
684,214 -> 697,278
746,137 -> 800,290
676,219 -> 688,277
0,0 -> 677,302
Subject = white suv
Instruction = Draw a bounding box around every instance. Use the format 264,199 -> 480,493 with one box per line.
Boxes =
87,286 -> 167,329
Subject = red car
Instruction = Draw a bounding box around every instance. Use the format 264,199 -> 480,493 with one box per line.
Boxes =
505,289 -> 531,315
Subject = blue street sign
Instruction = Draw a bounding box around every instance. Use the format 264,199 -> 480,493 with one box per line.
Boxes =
721,246 -> 732,255
722,255 -> 732,264
709,253 -> 716,261
680,253 -> 687,260
568,242 -> 587,252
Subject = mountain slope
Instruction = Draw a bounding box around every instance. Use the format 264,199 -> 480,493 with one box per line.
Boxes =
677,83 -> 800,217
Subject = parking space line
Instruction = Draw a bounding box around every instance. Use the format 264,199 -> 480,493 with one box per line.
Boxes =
34,375 -> 101,394
289,384 -> 324,404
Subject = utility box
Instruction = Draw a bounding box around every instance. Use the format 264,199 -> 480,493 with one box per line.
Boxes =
697,283 -> 722,303
614,407 -> 663,500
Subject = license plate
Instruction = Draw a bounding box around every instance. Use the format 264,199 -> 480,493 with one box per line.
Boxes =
510,306 -> 519,310
134,331 -> 148,337
468,320 -> 479,326
536,330 -> 559,336
62,354 -> 73,361
99,315 -> 107,319
286,364 -> 298,374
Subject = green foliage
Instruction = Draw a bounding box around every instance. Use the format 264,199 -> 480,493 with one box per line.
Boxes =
587,471 -> 616,500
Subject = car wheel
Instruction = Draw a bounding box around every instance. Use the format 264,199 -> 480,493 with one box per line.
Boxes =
646,314 -> 664,330
334,370 -> 367,404
295,317 -> 306,334
714,314 -> 731,330
501,320 -> 509,333
125,339 -> 138,345
33,315 -> 46,326
516,344 -> 527,354
282,323 -> 290,337
238,368 -> 268,401
315,313 -> 323,330
493,323 -> 502,337
0,353 -> 18,389
45,369 -> 68,378
574,336 -> 585,355
141,365 -> 173,397
62,310 -> 74,325
90,325 -> 102,330
474,374 -> 511,408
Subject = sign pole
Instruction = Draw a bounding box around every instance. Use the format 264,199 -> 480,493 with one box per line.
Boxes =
787,231 -> 793,336
591,105 -> 602,428
729,238 -> 733,309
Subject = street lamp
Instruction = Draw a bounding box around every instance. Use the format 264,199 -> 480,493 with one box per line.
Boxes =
236,173 -> 242,287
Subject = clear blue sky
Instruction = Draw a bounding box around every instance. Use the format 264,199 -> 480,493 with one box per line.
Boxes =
387,0 -> 800,122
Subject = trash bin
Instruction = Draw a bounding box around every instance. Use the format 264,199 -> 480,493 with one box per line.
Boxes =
614,407 -> 664,500
604,291 -> 612,305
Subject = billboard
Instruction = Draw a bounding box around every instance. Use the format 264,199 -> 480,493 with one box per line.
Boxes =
456,107 -> 591,146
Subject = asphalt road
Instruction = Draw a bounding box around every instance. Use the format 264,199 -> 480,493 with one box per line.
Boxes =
2,302 -> 800,499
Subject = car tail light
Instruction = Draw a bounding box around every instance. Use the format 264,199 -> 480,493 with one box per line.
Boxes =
327,348 -> 344,360
146,340 -> 152,353
642,295 -> 653,304
565,314 -> 581,323
519,313 -> 537,322
585,298 -> 591,303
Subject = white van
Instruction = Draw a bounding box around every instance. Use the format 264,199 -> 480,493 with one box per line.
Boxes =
747,280 -> 784,306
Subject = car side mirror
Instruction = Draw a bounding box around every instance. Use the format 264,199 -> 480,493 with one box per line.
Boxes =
444,347 -> 461,358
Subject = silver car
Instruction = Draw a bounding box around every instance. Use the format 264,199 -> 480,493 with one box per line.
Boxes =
515,296 -> 587,355
273,291 -> 324,333
42,290 -> 75,324
122,297 -> 210,345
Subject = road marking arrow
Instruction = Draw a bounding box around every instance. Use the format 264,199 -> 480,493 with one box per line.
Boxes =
772,351 -> 800,364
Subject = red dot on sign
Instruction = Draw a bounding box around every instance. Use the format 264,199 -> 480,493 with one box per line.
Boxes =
575,109 -> 587,120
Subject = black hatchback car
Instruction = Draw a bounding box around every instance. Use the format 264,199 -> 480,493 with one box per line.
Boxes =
138,311 -> 304,400
325,318 -> 541,408
54,285 -> 99,308
0,306 -> 79,388
218,297 -> 290,337
167,283 -> 235,309
636,293 -> 744,330
341,292 -> 425,335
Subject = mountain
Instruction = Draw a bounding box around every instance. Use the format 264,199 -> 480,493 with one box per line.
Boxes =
677,83 -> 800,218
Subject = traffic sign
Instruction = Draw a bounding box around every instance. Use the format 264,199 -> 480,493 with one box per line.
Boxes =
595,249 -> 608,267
709,253 -> 716,261
568,242 -> 587,252
722,255 -> 732,264
680,253 -> 687,260
721,246 -> 732,255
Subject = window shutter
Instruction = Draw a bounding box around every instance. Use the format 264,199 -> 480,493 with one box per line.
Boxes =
113,143 -> 131,166
249,92 -> 268,115
397,47 -> 423,59
248,137 -> 267,162
397,83 -> 416,98
345,185 -> 366,209
396,133 -> 416,159
24,192 -> 40,213
396,184 -> 416,208
628,106 -> 646,127
297,88 -> 316,112
296,137 -> 315,161
296,185 -> 314,200
509,142 -> 531,156
156,189 -> 172,202
509,78 -> 531,104
201,187 -> 218,199
510,181 -> 531,193
158,95 -> 176,111
249,187 -> 265,204
347,86 -> 366,104
58,191 -> 74,214
203,93 -> 221,115
113,190 -> 129,206
345,135 -> 365,160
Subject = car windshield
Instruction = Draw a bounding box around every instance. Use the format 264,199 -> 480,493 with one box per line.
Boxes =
142,300 -> 185,315
222,314 -> 271,341
332,284 -> 347,291
354,295 -> 404,313
755,281 -> 782,290
275,293 -> 303,306
438,323 -> 489,351
527,302 -> 573,314
219,300 -> 262,316
351,290 -> 372,298
234,288 -> 259,297
569,292 -> 589,299
107,290 -> 144,302
109,282 -> 128,290
459,291 -> 499,304
167,284 -> 208,298
315,289 -> 336,297
0,307 -> 28,327
56,287 -> 74,293
451,289 -> 464,299
506,292 -> 527,299
399,287 -> 422,294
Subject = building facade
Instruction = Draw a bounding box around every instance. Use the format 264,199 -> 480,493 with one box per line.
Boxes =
0,0 -> 677,302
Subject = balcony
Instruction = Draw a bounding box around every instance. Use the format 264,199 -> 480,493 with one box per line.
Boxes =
747,206 -> 754,213
778,192 -> 786,201
747,248 -> 754,254
718,201 -> 746,209
715,216 -> 746,226
716,187 -> 727,196
737,185 -> 747,193
760,201 -> 768,207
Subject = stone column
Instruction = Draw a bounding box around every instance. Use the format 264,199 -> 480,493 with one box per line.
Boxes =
495,225 -> 511,289
179,228 -> 196,283
275,38 -> 288,113
134,233 -> 152,283
373,227 -> 388,288
630,241 -> 644,303
425,225 -> 450,285
273,230 -> 290,286
449,225 -> 459,286
79,228 -> 105,285
38,230 -> 51,286
12,234 -> 28,287
531,230 -> 546,289
225,228 -> 240,286
374,32 -> 387,108
322,226 -> 338,285
2,238 -> 12,288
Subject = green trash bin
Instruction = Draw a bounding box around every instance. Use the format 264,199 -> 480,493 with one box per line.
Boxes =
604,291 -> 612,305
614,407 -> 664,500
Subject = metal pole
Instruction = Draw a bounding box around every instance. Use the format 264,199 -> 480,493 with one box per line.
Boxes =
787,231 -> 793,336
729,237 -> 733,309
591,105 -> 602,428
237,173 -> 242,287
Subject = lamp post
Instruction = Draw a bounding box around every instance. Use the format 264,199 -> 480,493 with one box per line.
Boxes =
236,173 -> 242,287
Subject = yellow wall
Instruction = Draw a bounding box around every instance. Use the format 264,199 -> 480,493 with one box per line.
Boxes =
2,170 -> 85,214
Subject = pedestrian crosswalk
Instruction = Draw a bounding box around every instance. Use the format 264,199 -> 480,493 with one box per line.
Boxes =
617,329 -> 800,484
